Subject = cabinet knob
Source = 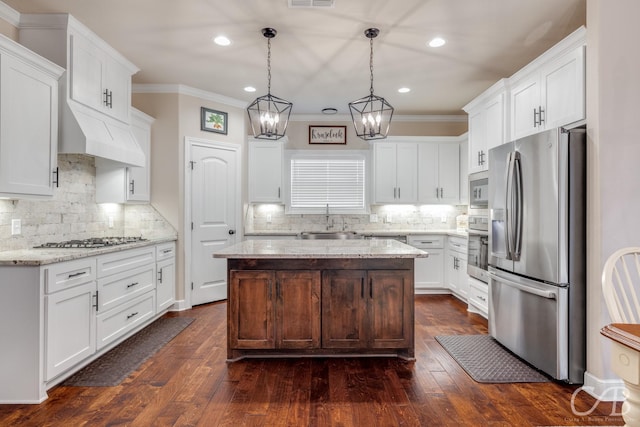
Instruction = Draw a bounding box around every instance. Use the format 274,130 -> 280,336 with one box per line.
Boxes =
228,229 -> 236,235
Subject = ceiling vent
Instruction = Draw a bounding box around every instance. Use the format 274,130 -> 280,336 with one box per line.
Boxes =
288,0 -> 335,8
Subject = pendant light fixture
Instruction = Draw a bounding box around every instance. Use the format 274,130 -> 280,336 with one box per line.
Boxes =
348,28 -> 394,140
247,28 -> 292,140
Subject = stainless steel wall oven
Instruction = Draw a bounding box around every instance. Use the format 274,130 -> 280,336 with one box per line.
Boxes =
467,215 -> 489,283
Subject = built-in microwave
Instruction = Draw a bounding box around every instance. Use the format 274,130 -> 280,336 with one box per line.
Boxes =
469,171 -> 489,209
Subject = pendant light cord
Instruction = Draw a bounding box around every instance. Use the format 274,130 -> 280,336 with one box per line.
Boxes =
369,36 -> 374,96
267,37 -> 272,96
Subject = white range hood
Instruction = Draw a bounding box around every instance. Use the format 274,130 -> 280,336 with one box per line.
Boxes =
61,101 -> 145,167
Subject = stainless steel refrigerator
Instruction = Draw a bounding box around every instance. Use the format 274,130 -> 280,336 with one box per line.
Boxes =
488,127 -> 586,383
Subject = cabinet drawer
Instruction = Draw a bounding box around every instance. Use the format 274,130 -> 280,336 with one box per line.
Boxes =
447,236 -> 468,254
44,257 -> 97,294
97,246 -> 155,278
156,242 -> 175,261
97,264 -> 155,312
407,235 -> 444,249
96,291 -> 156,350
468,279 -> 489,313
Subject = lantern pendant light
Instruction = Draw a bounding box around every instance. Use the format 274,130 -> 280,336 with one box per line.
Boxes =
247,28 -> 292,140
348,28 -> 394,141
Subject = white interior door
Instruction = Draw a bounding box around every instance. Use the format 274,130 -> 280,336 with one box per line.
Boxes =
190,142 -> 238,305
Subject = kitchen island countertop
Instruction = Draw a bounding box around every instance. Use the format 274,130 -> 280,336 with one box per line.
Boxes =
213,238 -> 428,259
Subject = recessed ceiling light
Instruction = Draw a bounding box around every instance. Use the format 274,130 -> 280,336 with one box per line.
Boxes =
322,107 -> 338,114
244,86 -> 256,92
213,35 -> 231,46
428,37 -> 446,48
398,87 -> 411,93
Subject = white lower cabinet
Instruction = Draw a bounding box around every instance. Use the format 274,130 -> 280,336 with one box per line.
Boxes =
156,242 -> 176,312
467,277 -> 489,319
44,258 -> 97,381
0,240 -> 176,403
97,291 -> 156,350
407,235 -> 445,293
446,236 -> 469,300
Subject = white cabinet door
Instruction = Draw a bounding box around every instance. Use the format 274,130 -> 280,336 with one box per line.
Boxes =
414,249 -> 444,292
459,138 -> 469,205
373,142 -> 418,204
373,143 -> 398,203
126,109 -> 153,202
248,139 -> 283,203
417,143 -> 439,204
418,142 -> 459,204
0,42 -> 60,198
467,91 -> 505,174
69,33 -> 105,114
542,45 -> 585,130
395,143 -> 418,203
45,281 -> 96,381
438,143 -> 460,204
104,57 -> 133,123
510,74 -> 540,140
157,257 -> 176,312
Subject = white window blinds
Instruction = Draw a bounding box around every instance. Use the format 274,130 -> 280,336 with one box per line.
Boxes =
290,156 -> 365,211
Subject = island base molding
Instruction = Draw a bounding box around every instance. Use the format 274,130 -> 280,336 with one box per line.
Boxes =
226,258 -> 416,361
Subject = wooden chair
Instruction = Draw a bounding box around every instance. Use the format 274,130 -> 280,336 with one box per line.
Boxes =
602,247 -> 640,323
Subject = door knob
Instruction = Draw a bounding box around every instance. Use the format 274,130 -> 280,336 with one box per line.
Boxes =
228,229 -> 236,235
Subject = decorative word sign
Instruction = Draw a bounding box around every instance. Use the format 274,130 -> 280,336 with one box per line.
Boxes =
309,126 -> 347,144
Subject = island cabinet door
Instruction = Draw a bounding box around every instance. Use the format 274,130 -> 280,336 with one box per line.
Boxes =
229,270 -> 275,349
368,270 -> 414,349
321,270 -> 368,348
275,271 -> 321,349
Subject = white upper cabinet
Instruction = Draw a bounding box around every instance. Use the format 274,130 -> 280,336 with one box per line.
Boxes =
0,34 -> 63,199
458,135 -> 469,205
372,142 -> 418,204
69,33 -> 134,123
418,141 -> 460,204
510,28 -> 586,140
463,80 -> 507,174
248,138 -> 284,203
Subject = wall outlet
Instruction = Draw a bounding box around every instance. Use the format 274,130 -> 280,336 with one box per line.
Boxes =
386,213 -> 393,223
441,215 -> 448,223
108,216 -> 114,228
11,219 -> 21,235
369,214 -> 378,223
267,213 -> 272,223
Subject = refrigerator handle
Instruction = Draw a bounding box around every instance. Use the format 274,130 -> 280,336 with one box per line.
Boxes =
512,151 -> 523,261
488,270 -> 557,300
505,152 -> 515,260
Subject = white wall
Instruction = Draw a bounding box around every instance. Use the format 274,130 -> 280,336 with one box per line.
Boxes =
584,0 -> 640,399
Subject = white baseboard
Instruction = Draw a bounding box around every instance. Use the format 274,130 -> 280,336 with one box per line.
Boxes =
581,371 -> 625,401
170,299 -> 192,312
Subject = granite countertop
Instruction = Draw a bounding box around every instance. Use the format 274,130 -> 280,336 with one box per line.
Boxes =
213,239 -> 428,259
0,235 -> 177,266
244,229 -> 468,238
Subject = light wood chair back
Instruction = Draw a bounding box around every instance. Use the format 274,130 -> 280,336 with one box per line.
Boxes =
602,247 -> 640,323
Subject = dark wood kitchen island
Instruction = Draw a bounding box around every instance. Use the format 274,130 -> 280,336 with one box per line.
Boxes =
213,239 -> 427,361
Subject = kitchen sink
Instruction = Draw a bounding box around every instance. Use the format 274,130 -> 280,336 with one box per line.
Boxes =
298,231 -> 362,240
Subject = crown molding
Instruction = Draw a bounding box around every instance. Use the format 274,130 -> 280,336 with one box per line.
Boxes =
133,84 -> 467,122
0,2 -> 20,27
132,84 -> 248,109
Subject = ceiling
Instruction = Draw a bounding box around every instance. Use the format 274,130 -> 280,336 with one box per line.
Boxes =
3,0 -> 586,116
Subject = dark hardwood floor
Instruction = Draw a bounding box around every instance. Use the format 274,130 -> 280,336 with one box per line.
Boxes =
0,295 -> 624,426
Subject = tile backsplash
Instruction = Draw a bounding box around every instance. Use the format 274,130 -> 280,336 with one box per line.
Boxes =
246,204 -> 468,234
0,154 -> 175,251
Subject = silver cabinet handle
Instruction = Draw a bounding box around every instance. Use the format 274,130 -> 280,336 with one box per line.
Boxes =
127,282 -> 139,288
129,180 -> 135,195
68,271 -> 85,279
158,269 -> 163,283
126,312 -> 139,320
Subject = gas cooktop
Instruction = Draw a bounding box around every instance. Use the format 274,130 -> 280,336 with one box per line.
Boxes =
34,236 -> 147,249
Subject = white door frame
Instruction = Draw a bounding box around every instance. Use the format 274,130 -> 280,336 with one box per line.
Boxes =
183,136 -> 242,309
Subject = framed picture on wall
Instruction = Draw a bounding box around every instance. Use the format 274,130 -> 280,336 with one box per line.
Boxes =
201,107 -> 228,134
309,125 -> 347,144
